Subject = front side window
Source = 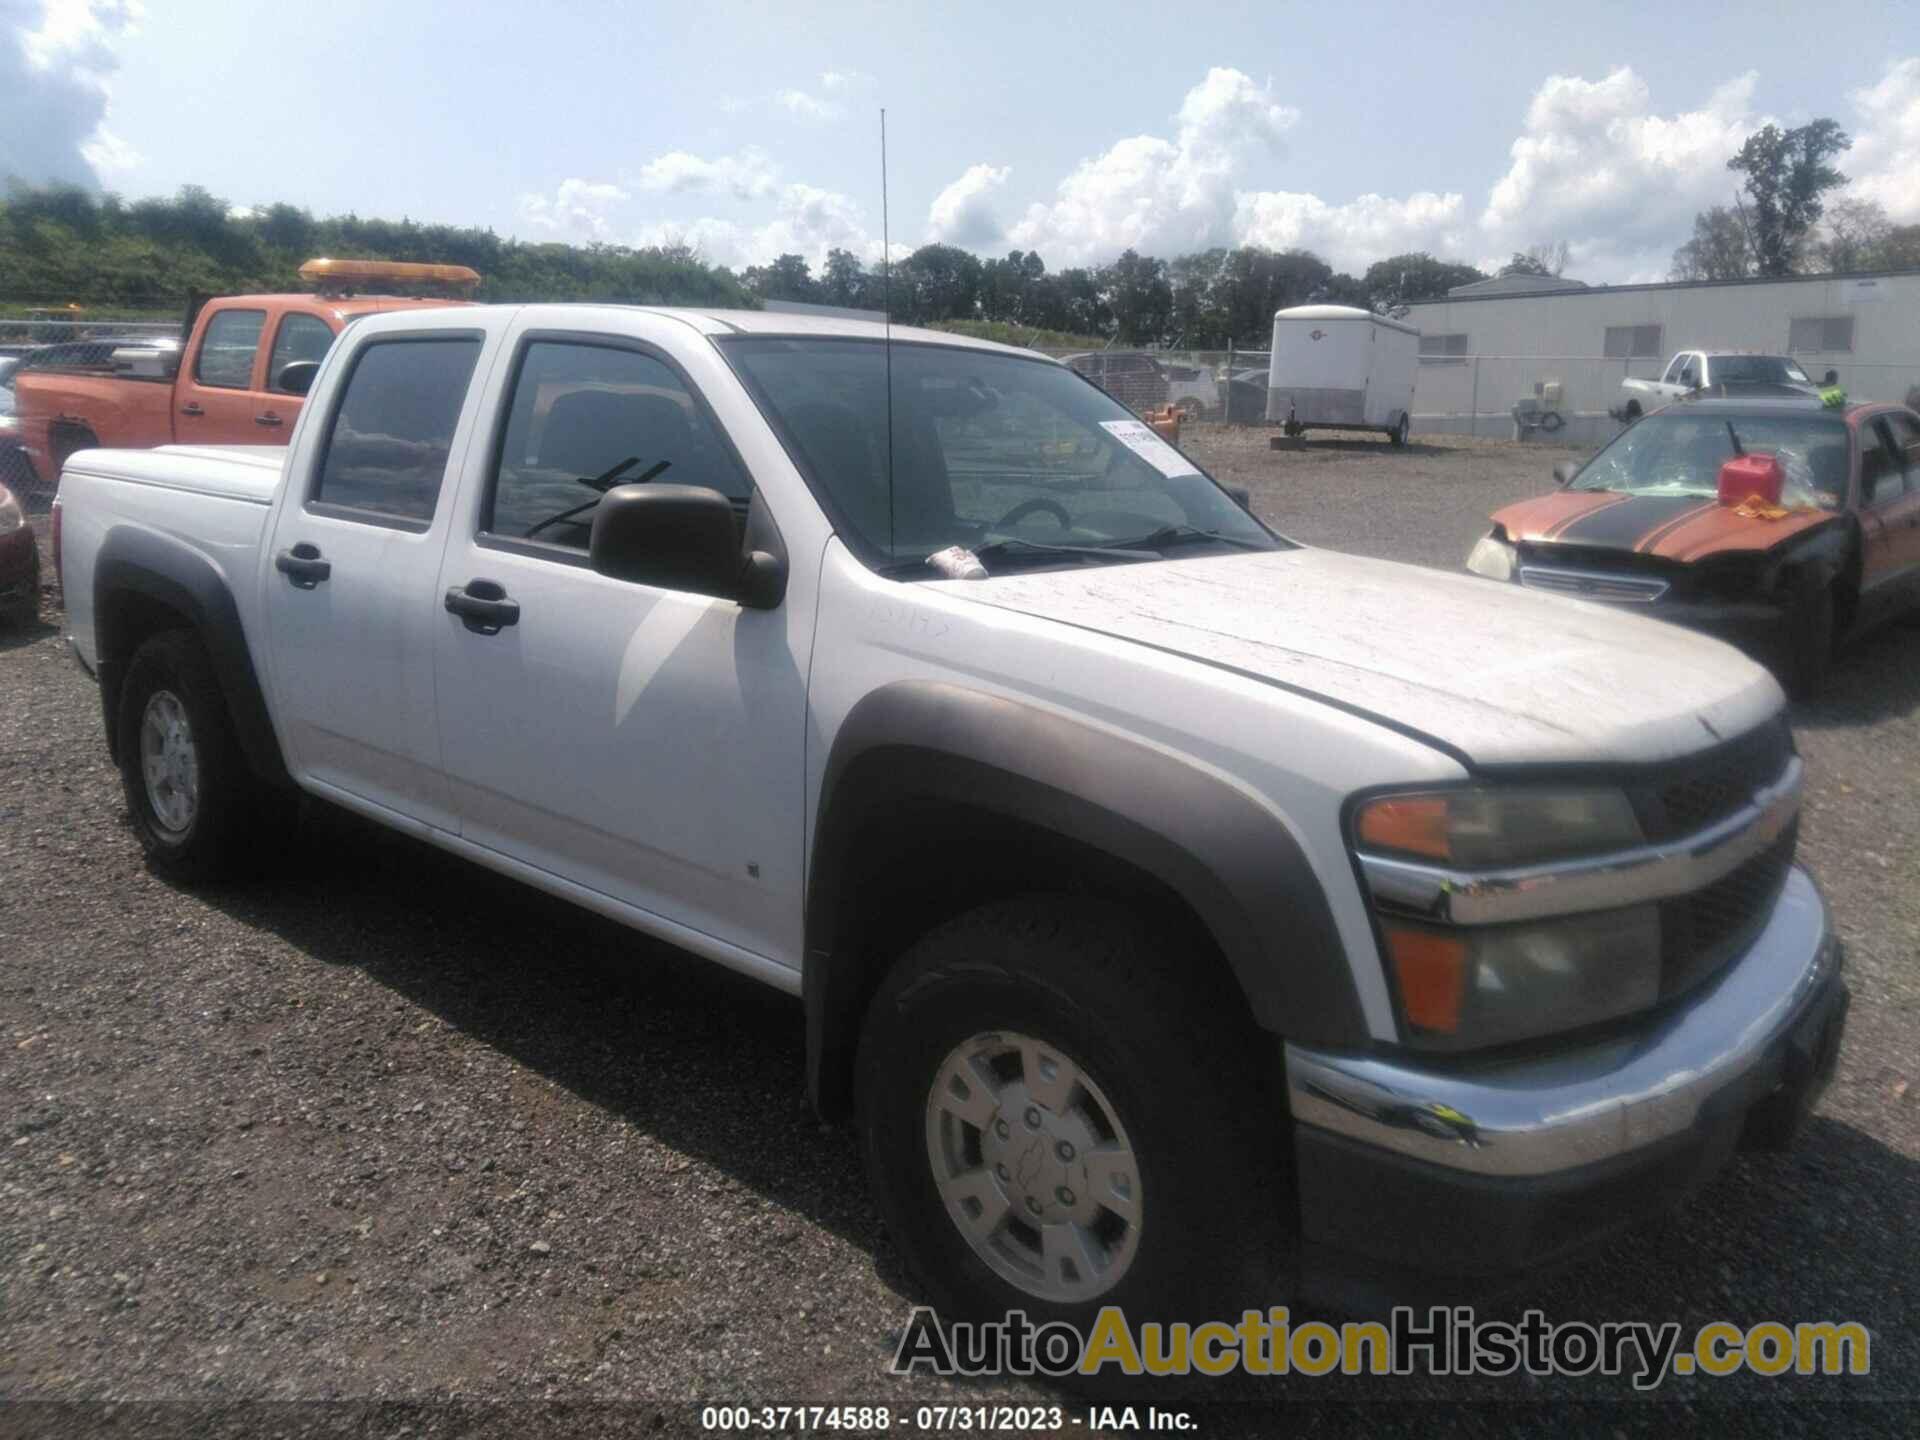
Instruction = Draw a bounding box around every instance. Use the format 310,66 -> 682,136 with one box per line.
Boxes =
267,313 -> 337,393
722,338 -> 1277,573
1661,354 -> 1692,385
311,336 -> 481,525
195,308 -> 266,389
486,340 -> 749,550
1572,412 -> 1850,510
1860,421 -> 1903,506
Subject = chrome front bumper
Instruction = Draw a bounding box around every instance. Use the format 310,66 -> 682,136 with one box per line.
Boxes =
1286,865 -> 1839,1179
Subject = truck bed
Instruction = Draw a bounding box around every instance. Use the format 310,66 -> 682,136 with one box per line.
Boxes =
58,444 -> 287,672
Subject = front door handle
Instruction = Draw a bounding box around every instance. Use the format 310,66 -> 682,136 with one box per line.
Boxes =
254,411 -> 284,428
274,542 -> 330,589
444,579 -> 520,635
180,402 -> 204,418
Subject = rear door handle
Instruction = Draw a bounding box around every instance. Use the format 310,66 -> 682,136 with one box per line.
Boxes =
274,543 -> 330,589
179,403 -> 204,417
254,411 -> 284,428
445,579 -> 520,635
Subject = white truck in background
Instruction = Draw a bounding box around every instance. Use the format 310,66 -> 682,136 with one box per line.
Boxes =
53,302 -> 1846,1326
1618,351 -> 1821,420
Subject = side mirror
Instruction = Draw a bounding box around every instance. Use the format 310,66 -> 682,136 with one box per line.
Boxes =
275,360 -> 319,396
1552,461 -> 1579,487
588,483 -> 784,608
1225,484 -> 1253,511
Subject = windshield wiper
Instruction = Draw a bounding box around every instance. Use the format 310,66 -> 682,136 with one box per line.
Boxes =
972,537 -> 1159,569
1108,524 -> 1270,553
524,456 -> 671,540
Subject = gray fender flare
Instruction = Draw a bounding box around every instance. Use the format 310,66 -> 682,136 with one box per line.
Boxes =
803,680 -> 1367,1114
92,526 -> 291,787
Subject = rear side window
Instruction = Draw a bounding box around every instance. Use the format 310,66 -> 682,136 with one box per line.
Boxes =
485,340 -> 749,551
194,308 -> 266,388
267,313 -> 336,393
311,337 -> 481,526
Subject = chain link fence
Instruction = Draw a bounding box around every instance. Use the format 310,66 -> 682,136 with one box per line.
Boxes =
1027,346 -> 1274,422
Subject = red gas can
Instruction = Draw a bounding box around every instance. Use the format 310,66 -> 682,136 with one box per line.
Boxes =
1718,452 -> 1784,507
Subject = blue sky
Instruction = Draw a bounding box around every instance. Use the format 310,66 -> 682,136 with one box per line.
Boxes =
5,0 -> 1917,282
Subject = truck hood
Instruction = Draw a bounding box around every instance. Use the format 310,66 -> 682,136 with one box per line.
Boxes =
933,548 -> 1780,767
65,443 -> 286,505
1493,490 -> 1831,560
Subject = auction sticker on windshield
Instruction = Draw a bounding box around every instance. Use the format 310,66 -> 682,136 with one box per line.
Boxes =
1100,419 -> 1200,478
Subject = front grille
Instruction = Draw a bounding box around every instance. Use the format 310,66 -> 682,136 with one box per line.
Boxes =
1627,718 -> 1796,842
1660,823 -> 1797,997
1519,565 -> 1669,603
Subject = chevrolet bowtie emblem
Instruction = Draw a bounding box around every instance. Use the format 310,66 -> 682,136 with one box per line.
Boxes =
1309,329 -> 1326,340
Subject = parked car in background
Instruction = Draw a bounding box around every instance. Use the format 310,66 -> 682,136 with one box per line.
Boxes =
12,260 -> 475,491
1467,394 -> 1920,694
1617,351 -> 1818,420
0,354 -> 27,498
1062,350 -> 1218,418
56,302 -> 1846,1324
0,478 -> 39,624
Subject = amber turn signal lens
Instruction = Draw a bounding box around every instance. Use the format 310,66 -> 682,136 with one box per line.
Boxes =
1384,926 -> 1467,1034
1356,795 -> 1451,859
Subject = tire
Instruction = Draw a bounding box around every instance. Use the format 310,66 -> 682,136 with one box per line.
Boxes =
856,897 -> 1286,1330
1779,579 -> 1836,700
1388,414 -> 1409,447
1623,401 -> 1643,423
116,630 -> 284,881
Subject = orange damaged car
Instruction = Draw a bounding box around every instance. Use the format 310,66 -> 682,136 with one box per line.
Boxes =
1467,394 -> 1920,695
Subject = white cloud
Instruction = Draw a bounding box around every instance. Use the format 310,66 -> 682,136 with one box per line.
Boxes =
633,183 -> 879,270
4,0 -> 145,187
819,68 -> 869,93
1478,68 -> 1763,277
1235,189 -> 1470,272
1009,67 -> 1297,264
635,147 -> 776,200
774,88 -> 839,122
518,178 -> 631,240
1845,57 -> 1920,223
927,163 -> 1011,247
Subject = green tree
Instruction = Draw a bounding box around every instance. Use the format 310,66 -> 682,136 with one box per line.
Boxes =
1361,252 -> 1485,310
740,253 -> 818,302
1728,119 -> 1851,277
1816,197 -> 1893,273
1670,207 -> 1753,281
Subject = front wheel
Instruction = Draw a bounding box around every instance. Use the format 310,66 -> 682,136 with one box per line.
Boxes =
1779,579 -> 1836,699
856,898 -> 1285,1327
116,630 -> 285,881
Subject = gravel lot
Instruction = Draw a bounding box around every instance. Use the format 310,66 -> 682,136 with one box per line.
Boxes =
3,434 -> 1916,1435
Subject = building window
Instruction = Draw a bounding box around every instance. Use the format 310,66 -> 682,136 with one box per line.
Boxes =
1788,316 -> 1854,354
1418,333 -> 1469,365
1603,324 -> 1663,359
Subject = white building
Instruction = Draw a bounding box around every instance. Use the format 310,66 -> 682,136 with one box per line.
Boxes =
1404,269 -> 1920,444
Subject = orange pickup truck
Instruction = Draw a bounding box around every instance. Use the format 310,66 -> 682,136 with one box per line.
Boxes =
14,260 -> 475,492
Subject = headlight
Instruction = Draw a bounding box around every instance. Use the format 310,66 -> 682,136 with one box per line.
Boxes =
1465,530 -> 1517,581
1379,907 -> 1661,1050
0,485 -> 22,536
1355,786 -> 1642,867
1355,786 -> 1658,1048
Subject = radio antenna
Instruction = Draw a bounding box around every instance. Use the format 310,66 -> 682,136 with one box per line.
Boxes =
880,107 -> 896,558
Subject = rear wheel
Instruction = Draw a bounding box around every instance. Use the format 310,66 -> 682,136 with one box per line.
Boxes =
856,898 -> 1286,1327
116,630 -> 285,881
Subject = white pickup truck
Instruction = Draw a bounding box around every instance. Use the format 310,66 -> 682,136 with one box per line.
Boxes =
1618,350 -> 1819,419
55,304 -> 1847,1324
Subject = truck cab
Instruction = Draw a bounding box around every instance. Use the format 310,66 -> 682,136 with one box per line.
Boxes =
1618,351 -> 1818,419
13,261 -> 475,492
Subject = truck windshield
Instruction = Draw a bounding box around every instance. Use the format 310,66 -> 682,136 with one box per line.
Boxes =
1574,412 -> 1848,509
721,338 -> 1278,574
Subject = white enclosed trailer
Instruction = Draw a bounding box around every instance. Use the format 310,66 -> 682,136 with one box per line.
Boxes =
1266,304 -> 1419,445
